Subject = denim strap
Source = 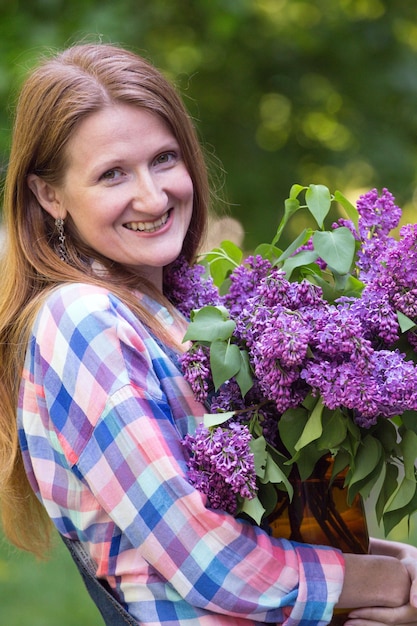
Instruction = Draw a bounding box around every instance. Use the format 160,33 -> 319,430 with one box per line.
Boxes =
60,534 -> 139,625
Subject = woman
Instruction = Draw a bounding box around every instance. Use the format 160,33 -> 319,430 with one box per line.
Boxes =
0,42 -> 416,626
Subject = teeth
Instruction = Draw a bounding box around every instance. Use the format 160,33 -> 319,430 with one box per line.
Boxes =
125,211 -> 169,233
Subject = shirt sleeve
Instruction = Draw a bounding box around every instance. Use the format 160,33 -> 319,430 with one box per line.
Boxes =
20,283 -> 345,625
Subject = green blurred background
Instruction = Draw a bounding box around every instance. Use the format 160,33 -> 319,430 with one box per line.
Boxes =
2,0 -> 417,623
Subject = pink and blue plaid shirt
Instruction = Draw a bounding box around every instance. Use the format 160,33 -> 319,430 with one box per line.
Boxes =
18,283 -> 345,625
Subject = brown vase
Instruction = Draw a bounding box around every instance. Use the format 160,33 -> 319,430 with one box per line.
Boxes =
267,456 -> 369,625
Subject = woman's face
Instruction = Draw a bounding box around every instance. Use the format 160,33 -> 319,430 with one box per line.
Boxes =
34,104 -> 194,289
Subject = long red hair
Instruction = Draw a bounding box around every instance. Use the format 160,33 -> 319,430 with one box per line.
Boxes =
0,43 -> 210,556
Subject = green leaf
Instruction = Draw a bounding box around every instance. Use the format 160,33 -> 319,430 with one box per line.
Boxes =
203,240 -> 243,286
376,430 -> 417,524
345,416 -> 361,441
271,197 -> 302,247
397,310 -> 416,333
208,257 -> 235,287
210,339 -> 241,389
294,445 -> 327,481
184,306 -> 236,342
383,487 -> 417,536
312,227 -> 356,274
203,411 -> 235,427
375,463 -> 398,524
204,240 -> 242,265
401,410 -> 417,433
289,183 -> 306,199
249,435 -> 268,479
341,274 -> 365,297
399,429 -> 417,480
256,481 -> 280,517
278,407 -> 309,455
385,476 -> 417,513
281,250 -> 319,280
331,450 -> 350,481
316,408 -> 347,450
239,494 -> 266,525
305,184 -> 332,228
218,276 -> 232,297
234,349 -> 253,397
348,456 -> 384,502
294,397 -> 324,451
218,240 -> 244,263
334,190 -> 359,229
348,435 -> 382,490
284,197 -> 301,214
302,393 -> 318,411
333,270 -> 353,292
253,243 -> 282,262
274,228 -> 312,264
372,418 -> 399,455
262,453 -> 293,497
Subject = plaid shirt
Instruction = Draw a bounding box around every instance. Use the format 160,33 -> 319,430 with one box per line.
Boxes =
18,283 -> 344,625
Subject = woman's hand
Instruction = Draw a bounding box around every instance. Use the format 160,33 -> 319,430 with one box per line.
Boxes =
344,538 -> 417,625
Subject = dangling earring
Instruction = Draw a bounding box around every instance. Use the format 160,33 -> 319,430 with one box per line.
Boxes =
55,217 -> 69,262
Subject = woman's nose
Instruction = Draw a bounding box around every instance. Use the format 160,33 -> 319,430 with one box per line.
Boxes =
132,171 -> 167,213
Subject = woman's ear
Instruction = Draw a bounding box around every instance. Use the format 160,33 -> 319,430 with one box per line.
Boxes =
27,174 -> 67,220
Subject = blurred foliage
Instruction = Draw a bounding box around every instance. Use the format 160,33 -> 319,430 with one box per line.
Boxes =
2,0 -> 417,621
0,533 -> 102,625
2,0 -> 417,249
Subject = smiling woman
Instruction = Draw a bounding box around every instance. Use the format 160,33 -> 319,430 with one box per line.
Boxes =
0,41 -> 417,626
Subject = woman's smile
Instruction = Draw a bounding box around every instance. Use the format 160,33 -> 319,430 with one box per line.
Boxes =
124,208 -> 171,233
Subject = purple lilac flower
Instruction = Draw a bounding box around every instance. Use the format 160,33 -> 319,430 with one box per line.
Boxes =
362,223 -> 417,348
164,255 -> 220,318
346,291 -> 400,346
302,310 -> 417,426
221,255 -> 272,318
332,218 -> 359,240
227,276 -> 298,411
234,271 -> 324,413
180,346 -> 212,404
407,330 -> 417,351
209,379 -> 247,414
312,304 -> 373,361
300,303 -> 385,423
245,309 -> 310,413
183,422 -> 258,514
302,358 -> 380,423
371,349 -> 417,418
384,224 -> 417,292
256,268 -> 298,308
287,279 -> 325,311
355,189 -> 401,282
393,288 -> 417,320
258,311 -> 311,367
357,188 -> 401,236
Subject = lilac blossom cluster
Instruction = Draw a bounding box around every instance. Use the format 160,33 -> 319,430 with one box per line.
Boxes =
168,188 -> 417,513
182,422 -> 257,514
355,188 -> 402,282
164,255 -> 220,318
180,346 -> 212,404
338,190 -> 417,348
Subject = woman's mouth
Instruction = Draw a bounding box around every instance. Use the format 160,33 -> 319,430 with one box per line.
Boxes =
124,210 -> 171,233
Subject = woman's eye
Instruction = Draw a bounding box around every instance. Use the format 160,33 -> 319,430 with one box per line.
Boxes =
100,169 -> 123,182
154,152 -> 177,166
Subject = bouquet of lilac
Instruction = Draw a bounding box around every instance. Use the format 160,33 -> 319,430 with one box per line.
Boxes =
165,184 -> 417,535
